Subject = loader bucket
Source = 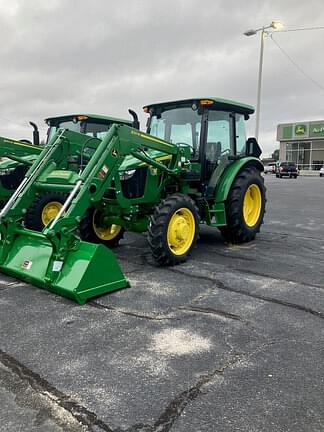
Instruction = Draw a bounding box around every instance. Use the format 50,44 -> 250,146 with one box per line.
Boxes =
0,233 -> 129,304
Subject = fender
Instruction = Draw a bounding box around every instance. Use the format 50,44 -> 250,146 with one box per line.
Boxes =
214,157 -> 264,204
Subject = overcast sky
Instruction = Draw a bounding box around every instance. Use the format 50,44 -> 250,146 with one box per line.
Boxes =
0,0 -> 324,156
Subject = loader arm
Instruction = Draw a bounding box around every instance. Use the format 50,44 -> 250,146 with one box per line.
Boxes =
0,136 -> 42,163
0,124 -> 190,304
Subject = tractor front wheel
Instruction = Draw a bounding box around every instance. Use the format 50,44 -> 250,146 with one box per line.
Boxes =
220,167 -> 266,243
148,193 -> 199,265
79,208 -> 125,247
24,192 -> 66,231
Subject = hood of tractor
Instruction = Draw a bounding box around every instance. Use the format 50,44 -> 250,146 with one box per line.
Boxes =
0,154 -> 38,170
118,141 -> 191,171
119,149 -> 172,171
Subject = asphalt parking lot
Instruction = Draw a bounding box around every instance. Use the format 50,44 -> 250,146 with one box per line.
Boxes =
1,175 -> 324,432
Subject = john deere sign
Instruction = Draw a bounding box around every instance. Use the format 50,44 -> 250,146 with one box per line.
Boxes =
294,124 -> 307,137
278,120 -> 324,141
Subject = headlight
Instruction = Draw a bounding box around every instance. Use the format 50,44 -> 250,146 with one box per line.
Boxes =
120,169 -> 136,181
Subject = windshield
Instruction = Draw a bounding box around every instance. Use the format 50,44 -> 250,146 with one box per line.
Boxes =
47,119 -> 113,143
148,107 -> 202,159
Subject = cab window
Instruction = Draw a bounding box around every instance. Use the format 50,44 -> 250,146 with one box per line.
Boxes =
236,114 -> 247,154
206,111 -> 231,163
149,107 -> 202,159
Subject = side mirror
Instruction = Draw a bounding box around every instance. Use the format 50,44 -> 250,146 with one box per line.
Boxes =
245,137 -> 262,158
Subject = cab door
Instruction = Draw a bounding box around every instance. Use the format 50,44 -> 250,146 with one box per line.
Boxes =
201,110 -> 235,183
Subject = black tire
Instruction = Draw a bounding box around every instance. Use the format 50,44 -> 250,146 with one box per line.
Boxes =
24,192 -> 66,231
320,174 -> 323,177
147,193 -> 199,266
219,167 -> 266,244
79,208 -> 125,248
275,174 -> 279,178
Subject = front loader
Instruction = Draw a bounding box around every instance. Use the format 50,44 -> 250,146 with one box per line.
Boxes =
0,97 -> 266,304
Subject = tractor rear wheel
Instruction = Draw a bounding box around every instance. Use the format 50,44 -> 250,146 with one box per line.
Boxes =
148,193 -> 199,265
219,167 -> 266,243
24,192 -> 66,231
79,208 -> 125,247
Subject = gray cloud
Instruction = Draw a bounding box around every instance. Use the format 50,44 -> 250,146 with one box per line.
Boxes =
0,0 -> 323,155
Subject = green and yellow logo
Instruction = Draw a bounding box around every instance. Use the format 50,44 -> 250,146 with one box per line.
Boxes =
294,124 -> 307,136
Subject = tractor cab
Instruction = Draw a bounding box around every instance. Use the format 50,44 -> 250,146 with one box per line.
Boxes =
144,98 -> 260,185
45,114 -> 133,144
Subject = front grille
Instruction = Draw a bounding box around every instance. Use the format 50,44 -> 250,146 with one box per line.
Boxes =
121,168 -> 147,199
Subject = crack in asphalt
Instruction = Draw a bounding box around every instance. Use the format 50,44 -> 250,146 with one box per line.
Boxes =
169,268 -> 324,321
194,246 -> 257,262
236,267 -> 324,291
88,301 -> 243,324
0,336 -> 275,432
178,305 -> 243,322
118,351 -> 244,432
147,339 -> 276,432
262,229 -> 324,243
88,301 -> 178,321
151,351 -> 244,432
0,350 -> 113,432
0,347 -> 244,432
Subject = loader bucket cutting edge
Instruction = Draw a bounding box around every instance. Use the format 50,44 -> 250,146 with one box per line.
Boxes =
0,235 -> 129,304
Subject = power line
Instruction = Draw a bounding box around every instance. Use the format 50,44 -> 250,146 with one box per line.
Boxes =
270,35 -> 324,92
277,25 -> 324,32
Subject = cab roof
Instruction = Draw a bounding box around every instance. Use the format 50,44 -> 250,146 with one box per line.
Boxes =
45,113 -> 132,125
144,98 -> 255,115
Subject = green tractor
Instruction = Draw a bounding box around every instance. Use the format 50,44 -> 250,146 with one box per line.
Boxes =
0,113 -> 133,212
0,97 -> 266,304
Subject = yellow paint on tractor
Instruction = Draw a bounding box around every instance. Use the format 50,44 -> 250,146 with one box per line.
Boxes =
92,210 -> 122,240
243,184 -> 262,227
41,201 -> 63,226
167,207 -> 195,255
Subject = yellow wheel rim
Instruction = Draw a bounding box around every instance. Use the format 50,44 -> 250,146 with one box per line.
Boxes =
167,207 -> 195,256
92,210 -> 122,241
41,201 -> 63,226
243,184 -> 262,227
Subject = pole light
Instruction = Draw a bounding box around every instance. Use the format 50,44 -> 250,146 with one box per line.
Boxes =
244,21 -> 284,140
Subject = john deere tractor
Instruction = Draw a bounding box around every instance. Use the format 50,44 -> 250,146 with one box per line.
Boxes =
0,97 -> 266,304
0,113 -> 133,211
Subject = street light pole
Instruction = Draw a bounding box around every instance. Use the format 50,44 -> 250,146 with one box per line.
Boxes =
244,21 -> 284,141
255,29 -> 265,141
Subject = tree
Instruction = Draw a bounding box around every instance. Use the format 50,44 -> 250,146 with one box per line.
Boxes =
272,149 -> 279,161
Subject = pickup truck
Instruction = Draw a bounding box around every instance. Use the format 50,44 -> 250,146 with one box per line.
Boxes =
275,162 -> 299,178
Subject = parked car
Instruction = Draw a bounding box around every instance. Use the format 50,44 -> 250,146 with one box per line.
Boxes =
264,163 -> 276,174
320,166 -> 324,177
275,161 -> 299,178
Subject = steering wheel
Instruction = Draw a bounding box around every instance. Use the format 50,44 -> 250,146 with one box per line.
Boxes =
220,148 -> 230,155
176,142 -> 196,154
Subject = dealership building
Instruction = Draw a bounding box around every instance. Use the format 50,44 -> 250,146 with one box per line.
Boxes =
277,120 -> 324,170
